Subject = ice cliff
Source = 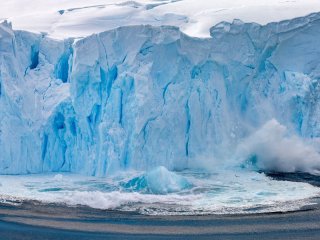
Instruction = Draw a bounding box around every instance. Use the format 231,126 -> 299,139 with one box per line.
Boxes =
1,12 -> 320,176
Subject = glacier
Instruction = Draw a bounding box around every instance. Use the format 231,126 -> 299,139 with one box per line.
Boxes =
1,12 -> 320,177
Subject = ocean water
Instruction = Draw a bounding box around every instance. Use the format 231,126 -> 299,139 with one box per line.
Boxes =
0,168 -> 318,215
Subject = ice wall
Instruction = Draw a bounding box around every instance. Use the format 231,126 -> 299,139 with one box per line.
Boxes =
1,13 -> 320,175
0,21 -> 72,174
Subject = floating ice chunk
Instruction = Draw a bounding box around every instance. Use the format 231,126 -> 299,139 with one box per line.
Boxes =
123,166 -> 191,194
145,166 -> 191,194
53,174 -> 64,181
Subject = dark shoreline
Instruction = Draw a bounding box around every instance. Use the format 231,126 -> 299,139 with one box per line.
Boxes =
1,201 -> 320,239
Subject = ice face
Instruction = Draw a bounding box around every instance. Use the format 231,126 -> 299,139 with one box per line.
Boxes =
1,13 -> 320,176
0,21 -> 72,174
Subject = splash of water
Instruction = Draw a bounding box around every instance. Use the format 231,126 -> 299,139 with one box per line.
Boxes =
236,119 -> 320,174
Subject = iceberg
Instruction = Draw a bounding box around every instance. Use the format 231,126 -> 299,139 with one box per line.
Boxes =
1,12 -> 320,176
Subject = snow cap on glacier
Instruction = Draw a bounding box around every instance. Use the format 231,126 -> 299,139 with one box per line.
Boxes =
1,0 -> 320,39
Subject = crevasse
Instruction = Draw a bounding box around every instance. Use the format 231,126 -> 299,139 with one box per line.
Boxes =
1,13 -> 320,176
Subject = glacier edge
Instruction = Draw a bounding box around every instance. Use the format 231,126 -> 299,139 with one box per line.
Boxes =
1,12 -> 320,175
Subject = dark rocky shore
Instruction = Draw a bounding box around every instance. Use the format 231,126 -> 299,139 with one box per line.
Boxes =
0,200 -> 320,240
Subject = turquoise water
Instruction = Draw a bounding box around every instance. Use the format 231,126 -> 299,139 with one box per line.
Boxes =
0,167 -> 319,215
